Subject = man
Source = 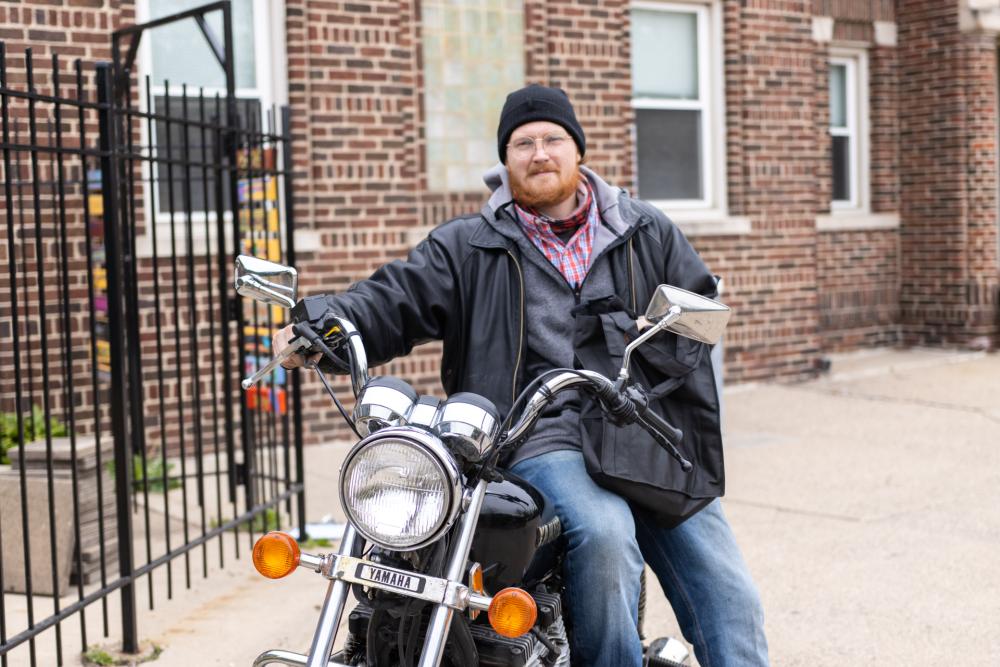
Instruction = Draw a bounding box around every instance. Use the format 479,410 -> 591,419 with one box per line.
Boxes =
276,85 -> 769,666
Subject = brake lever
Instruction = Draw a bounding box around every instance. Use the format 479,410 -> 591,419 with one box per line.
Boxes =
242,335 -> 312,389
623,385 -> 691,472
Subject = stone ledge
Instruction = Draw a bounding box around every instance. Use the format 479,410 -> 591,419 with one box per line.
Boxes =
817,212 -> 900,232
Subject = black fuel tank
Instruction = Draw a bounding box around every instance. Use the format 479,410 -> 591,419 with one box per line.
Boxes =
468,470 -> 557,592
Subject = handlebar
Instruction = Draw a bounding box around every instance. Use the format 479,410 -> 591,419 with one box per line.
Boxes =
502,370 -> 612,444
241,315 -> 370,399
291,318 -> 370,398
500,369 -> 692,471
244,314 -> 692,472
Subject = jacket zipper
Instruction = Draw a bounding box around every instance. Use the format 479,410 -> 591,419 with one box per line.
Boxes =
505,247 -> 526,405
568,223 -> 642,306
627,237 -> 637,313
500,212 -> 646,402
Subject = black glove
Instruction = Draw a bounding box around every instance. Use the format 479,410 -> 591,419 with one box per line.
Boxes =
290,295 -> 352,374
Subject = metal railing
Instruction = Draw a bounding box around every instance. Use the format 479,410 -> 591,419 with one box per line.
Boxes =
0,4 -> 304,664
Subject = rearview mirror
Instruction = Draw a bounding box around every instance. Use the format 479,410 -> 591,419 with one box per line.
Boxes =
234,255 -> 298,309
645,285 -> 730,346
618,285 -> 731,384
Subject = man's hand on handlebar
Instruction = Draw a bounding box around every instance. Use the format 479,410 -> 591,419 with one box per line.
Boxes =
272,324 -> 322,369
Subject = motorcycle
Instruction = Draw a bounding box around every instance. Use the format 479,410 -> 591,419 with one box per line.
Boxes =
234,255 -> 731,667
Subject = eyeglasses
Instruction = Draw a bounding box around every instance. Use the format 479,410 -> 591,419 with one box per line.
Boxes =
507,133 -> 571,158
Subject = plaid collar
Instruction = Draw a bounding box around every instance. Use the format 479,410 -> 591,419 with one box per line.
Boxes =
516,179 -> 593,234
514,179 -> 599,288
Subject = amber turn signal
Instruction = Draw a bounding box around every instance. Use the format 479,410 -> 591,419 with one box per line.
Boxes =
488,587 -> 537,638
252,531 -> 301,579
468,563 -> 485,620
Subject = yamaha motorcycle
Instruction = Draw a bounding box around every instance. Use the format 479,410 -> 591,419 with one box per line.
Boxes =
234,255 -> 730,667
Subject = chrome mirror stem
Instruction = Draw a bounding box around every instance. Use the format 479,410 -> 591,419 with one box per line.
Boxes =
617,306 -> 682,385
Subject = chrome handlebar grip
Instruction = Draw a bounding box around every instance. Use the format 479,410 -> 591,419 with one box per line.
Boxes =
502,370 -> 614,445
329,316 -> 369,398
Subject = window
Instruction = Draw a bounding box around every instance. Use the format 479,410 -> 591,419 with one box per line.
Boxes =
421,0 -> 524,192
829,50 -> 869,211
136,0 -> 286,223
630,1 -> 718,209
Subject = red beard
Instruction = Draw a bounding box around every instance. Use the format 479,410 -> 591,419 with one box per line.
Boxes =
510,165 -> 581,211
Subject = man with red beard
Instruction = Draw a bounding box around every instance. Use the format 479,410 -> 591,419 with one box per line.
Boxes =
275,85 -> 769,666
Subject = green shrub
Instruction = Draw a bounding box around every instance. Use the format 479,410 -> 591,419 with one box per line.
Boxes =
0,406 -> 68,465
106,454 -> 181,493
251,507 -> 280,533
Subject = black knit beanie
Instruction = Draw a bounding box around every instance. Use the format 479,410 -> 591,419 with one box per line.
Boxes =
496,85 -> 586,163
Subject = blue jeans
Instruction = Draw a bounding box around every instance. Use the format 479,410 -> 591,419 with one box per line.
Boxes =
511,450 -> 769,667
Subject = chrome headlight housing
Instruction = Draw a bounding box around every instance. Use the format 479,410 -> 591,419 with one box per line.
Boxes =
339,428 -> 462,551
352,377 -> 418,436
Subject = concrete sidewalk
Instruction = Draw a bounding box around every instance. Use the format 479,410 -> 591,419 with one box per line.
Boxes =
71,348 -> 1000,666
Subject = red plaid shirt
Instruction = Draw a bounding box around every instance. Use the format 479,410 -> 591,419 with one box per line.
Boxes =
514,179 -> 599,288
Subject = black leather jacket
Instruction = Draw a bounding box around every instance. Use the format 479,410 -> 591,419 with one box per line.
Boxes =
294,168 -> 723,491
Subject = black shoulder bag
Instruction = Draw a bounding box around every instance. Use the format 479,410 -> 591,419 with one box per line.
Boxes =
572,295 -> 725,528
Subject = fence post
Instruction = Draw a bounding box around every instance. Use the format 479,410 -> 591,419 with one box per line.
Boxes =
96,62 -> 139,655
282,107 -> 307,541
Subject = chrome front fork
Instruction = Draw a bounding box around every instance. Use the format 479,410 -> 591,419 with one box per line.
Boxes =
417,479 -> 488,667
300,480 -> 489,667
304,524 -> 359,667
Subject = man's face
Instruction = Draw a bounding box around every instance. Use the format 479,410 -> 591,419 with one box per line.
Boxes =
506,120 -> 582,211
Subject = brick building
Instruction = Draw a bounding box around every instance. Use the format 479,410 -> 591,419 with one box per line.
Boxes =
1,0 -> 998,440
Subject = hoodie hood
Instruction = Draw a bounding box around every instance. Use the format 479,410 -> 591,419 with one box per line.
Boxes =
481,163 -> 632,236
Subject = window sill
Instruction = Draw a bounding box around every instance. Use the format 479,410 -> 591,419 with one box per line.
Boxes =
816,211 -> 900,232
657,208 -> 753,237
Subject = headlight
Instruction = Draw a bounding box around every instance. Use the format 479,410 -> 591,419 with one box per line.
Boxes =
339,428 -> 462,551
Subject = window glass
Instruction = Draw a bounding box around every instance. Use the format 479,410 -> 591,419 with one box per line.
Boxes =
829,64 -> 846,128
631,9 -> 698,100
149,0 -> 257,90
829,59 -> 856,205
831,135 -> 849,202
636,109 -> 703,200
153,96 -> 262,213
142,0 -> 276,219
631,5 -> 708,204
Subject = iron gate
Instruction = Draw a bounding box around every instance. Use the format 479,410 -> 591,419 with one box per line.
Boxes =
0,2 -> 305,664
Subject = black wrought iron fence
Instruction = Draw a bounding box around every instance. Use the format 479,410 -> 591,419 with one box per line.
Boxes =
0,4 -> 304,665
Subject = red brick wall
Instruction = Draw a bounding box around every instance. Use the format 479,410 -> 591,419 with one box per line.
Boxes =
0,0 -> 129,63
284,0 -> 432,442
963,31 -> 1000,344
693,1 -> 823,382
813,0 -> 902,350
818,229 -> 900,349
0,1 -> 134,434
869,42 -> 899,213
897,0 -> 1000,346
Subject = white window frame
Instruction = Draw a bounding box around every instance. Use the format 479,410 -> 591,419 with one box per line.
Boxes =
818,46 -> 899,232
829,48 -> 869,213
630,0 -> 744,234
133,0 -> 289,257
